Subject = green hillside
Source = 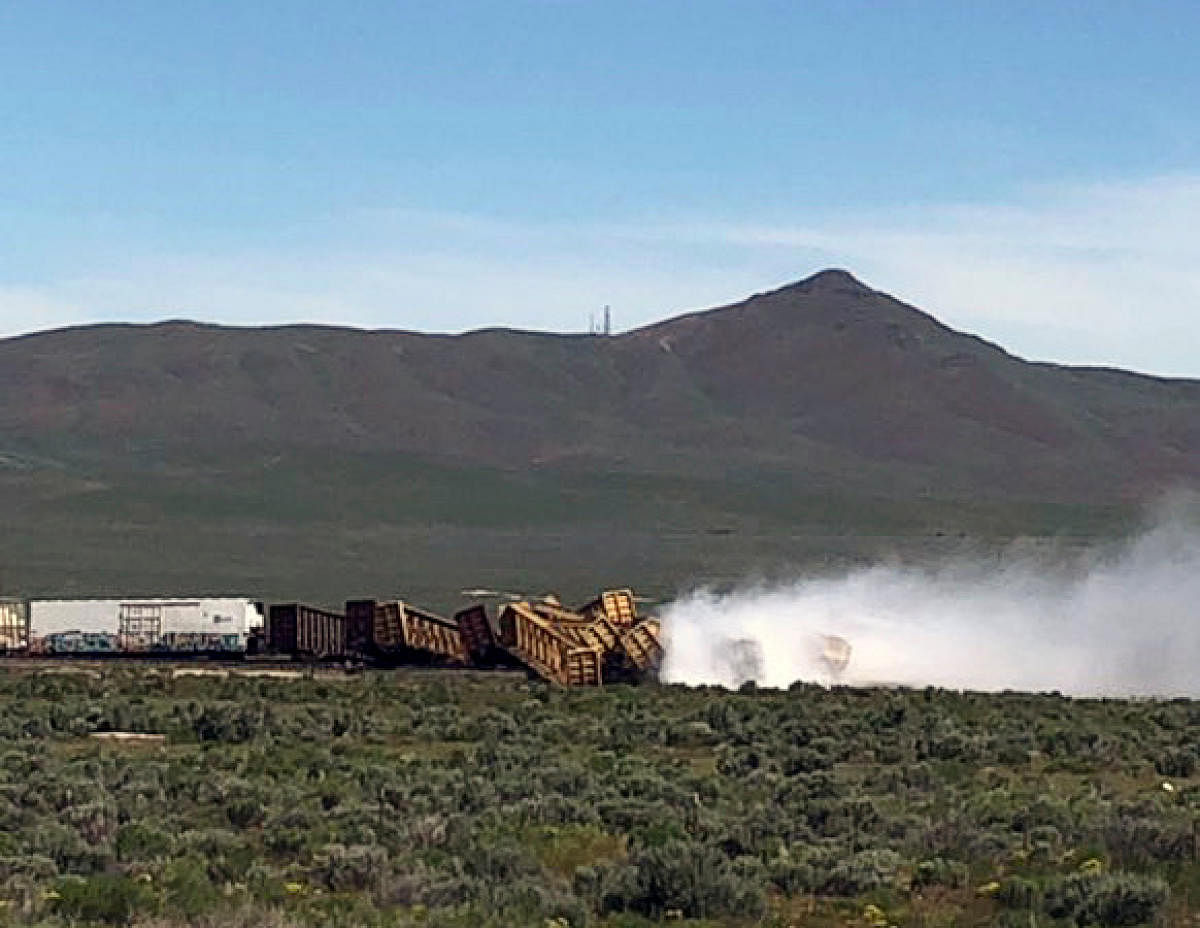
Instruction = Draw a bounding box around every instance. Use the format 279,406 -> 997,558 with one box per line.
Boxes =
0,270 -> 1193,607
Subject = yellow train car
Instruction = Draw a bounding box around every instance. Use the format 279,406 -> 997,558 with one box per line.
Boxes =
354,600 -> 469,665
498,601 -> 604,686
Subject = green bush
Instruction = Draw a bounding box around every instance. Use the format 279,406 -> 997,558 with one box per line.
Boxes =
162,856 -> 221,918
995,876 -> 1040,910
818,848 -> 903,896
1154,746 -> 1197,778
1043,871 -> 1169,926
613,839 -> 764,919
315,843 -> 389,893
911,856 -> 967,890
115,821 -> 173,862
3,663 -> 1200,926
52,873 -> 156,925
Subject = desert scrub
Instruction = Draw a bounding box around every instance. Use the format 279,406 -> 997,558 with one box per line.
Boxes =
0,667 -> 1196,925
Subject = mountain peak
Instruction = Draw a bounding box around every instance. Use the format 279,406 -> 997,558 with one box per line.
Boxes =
791,268 -> 872,293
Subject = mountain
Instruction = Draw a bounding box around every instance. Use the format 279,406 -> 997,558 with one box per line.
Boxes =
1,269 -> 1197,607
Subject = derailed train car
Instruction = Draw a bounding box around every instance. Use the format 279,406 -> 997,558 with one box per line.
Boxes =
453,604 -> 501,664
619,618 -> 664,674
577,589 -> 638,629
497,601 -> 606,686
268,598 -> 496,670
0,586 -> 663,687
493,591 -> 664,686
345,599 -> 469,665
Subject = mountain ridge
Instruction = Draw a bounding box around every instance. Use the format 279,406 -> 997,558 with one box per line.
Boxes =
5,270 -> 1195,390
2,269 -> 1199,499
2,269 -> 1199,605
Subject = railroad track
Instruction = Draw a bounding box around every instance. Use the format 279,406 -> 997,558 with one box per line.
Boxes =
0,655 -> 359,675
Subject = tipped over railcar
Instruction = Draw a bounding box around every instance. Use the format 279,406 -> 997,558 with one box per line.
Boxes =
0,587 -> 664,685
492,590 -> 664,686
345,599 -> 470,665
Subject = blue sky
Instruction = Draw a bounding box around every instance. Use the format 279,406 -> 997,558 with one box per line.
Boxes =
3,1 -> 1200,374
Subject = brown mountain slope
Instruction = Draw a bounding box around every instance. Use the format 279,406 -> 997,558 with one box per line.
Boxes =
5,268 -> 1200,604
2,268 -> 1198,501
623,269 -> 1200,497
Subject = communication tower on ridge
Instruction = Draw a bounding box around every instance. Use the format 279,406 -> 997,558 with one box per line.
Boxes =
588,306 -> 613,336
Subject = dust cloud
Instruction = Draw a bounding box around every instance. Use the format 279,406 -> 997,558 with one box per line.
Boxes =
661,500 -> 1200,696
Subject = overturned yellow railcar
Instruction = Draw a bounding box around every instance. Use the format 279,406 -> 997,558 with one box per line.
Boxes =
490,589 -> 663,686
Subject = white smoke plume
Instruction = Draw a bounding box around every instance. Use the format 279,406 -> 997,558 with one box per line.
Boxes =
662,499 -> 1200,696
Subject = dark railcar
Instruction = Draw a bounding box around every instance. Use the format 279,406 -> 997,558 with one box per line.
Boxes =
453,604 -> 497,663
267,603 -> 346,658
344,599 -> 376,657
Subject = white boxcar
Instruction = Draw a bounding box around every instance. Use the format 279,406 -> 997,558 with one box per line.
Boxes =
30,598 -> 264,653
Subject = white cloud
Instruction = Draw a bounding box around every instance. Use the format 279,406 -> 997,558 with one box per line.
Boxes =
2,174 -> 1199,377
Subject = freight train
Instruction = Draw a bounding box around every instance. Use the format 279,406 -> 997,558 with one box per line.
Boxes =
0,590 -> 664,687
0,598 -> 261,656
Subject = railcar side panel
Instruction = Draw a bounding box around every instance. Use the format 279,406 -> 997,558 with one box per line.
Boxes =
268,603 -> 346,658
577,589 -> 637,629
400,606 -> 469,664
620,619 -> 664,672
